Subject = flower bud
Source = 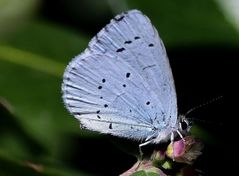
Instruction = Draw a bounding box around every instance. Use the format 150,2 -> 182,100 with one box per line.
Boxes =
166,136 -> 204,164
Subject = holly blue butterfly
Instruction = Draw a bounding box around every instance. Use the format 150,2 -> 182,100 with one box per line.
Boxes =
62,9 -> 188,147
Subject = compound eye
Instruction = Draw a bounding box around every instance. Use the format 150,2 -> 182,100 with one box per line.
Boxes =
180,121 -> 188,131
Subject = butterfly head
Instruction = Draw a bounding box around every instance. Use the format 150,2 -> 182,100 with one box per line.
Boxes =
178,115 -> 192,133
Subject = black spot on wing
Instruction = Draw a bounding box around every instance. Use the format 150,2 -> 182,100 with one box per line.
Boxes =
126,72 -> 131,78
71,67 -> 76,71
97,115 -> 101,119
109,123 -> 112,129
122,84 -> 126,87
124,40 -> 132,44
148,43 -> 154,47
116,48 -> 125,52
102,79 -> 106,83
134,36 -> 140,40
146,101 -> 150,105
96,110 -> 100,114
104,104 -> 108,108
98,86 -> 102,89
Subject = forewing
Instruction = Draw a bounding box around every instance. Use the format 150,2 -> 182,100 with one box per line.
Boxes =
88,9 -> 177,126
62,9 -> 178,141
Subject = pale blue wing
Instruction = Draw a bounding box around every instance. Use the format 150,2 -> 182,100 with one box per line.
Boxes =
62,9 -> 178,141
88,9 -> 177,128
62,53 -> 168,140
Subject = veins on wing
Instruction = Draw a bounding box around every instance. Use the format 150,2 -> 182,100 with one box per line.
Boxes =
112,92 -> 126,104
142,64 -> 156,70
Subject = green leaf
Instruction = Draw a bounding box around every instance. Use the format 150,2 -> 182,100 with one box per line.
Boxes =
0,150 -> 90,176
130,170 -> 160,176
0,0 -> 40,40
0,45 -> 65,76
0,101 -> 90,176
191,125 -> 218,145
130,171 -> 147,176
0,99 -> 46,158
123,0 -> 239,47
1,21 -> 89,62
0,21 -> 95,157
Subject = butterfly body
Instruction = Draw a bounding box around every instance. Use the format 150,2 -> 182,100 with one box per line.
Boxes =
62,9 -> 180,144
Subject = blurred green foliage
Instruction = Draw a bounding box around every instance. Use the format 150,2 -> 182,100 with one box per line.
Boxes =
0,0 -> 237,175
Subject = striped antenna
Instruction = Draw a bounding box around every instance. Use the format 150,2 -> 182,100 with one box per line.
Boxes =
184,96 -> 223,117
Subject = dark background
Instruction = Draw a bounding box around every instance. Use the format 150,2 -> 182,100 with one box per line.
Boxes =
0,0 -> 236,175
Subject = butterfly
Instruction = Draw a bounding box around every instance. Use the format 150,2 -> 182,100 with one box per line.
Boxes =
62,9 -> 189,147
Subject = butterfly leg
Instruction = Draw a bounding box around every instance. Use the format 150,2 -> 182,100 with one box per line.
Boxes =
176,130 -> 185,141
170,132 -> 175,160
138,140 -> 152,160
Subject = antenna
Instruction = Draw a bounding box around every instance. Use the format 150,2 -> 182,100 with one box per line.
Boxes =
184,96 -> 223,117
185,117 -> 222,126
